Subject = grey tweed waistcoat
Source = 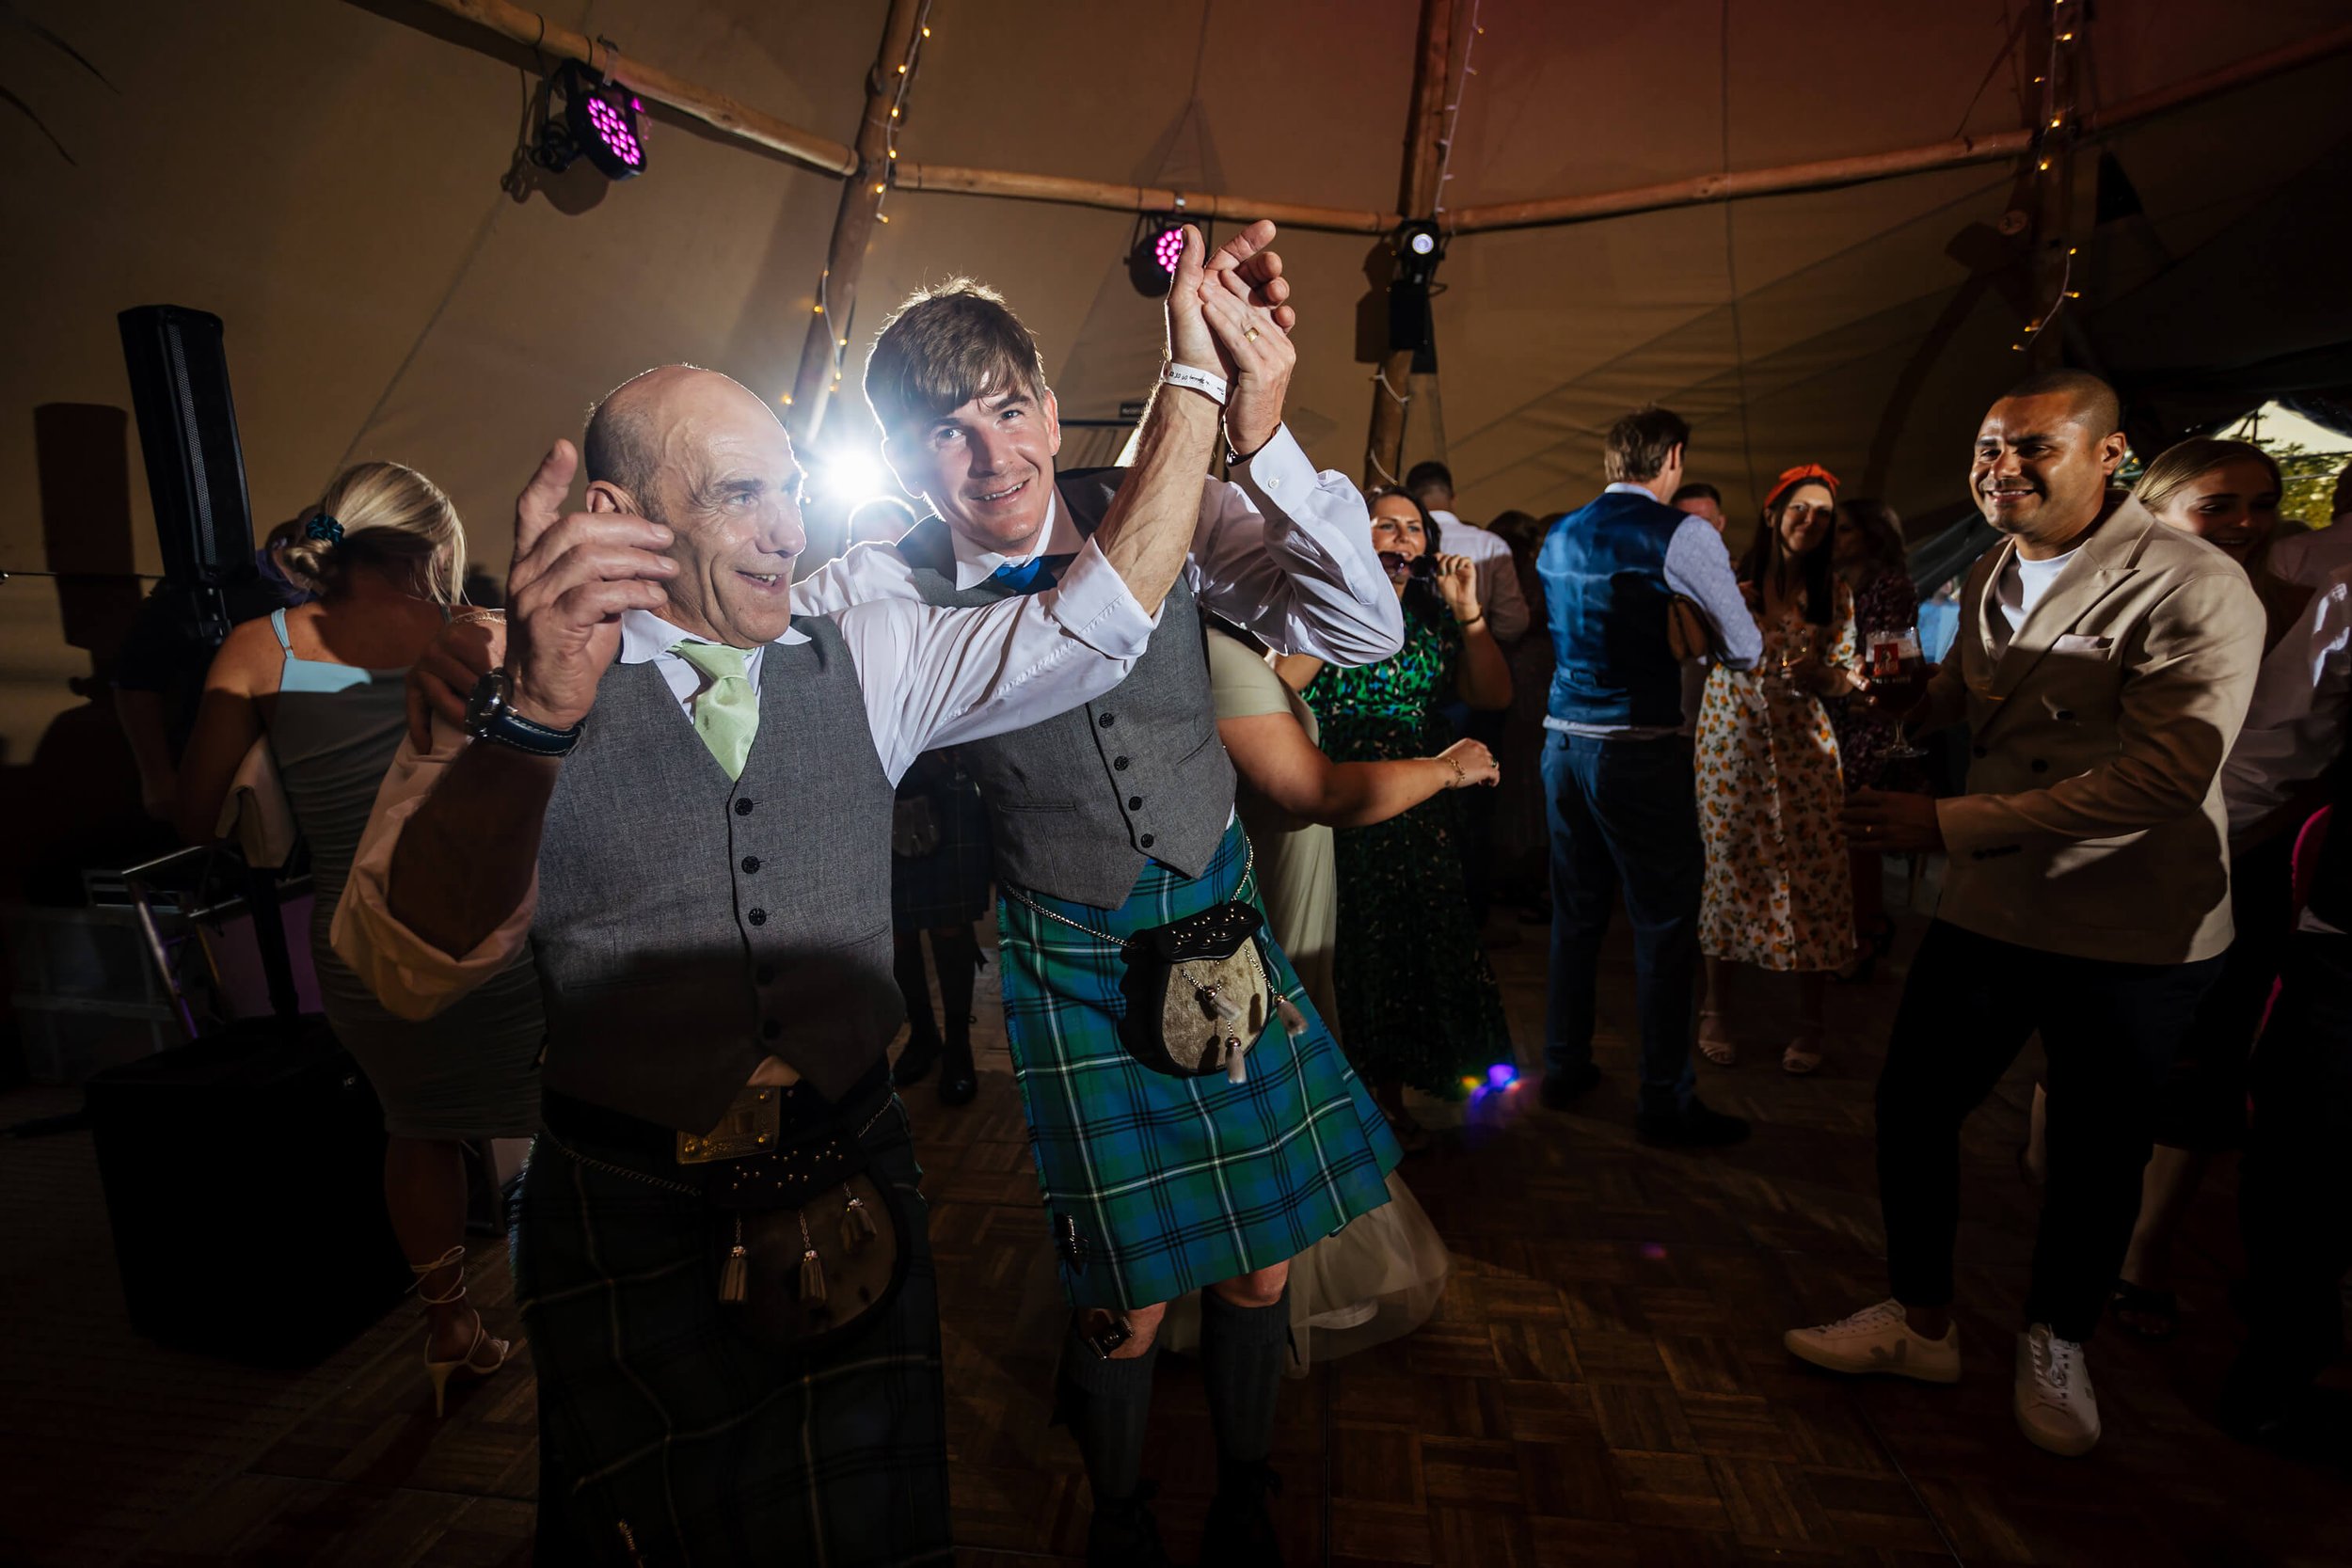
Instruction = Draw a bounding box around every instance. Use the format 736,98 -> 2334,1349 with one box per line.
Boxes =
531,617 -> 900,1132
898,467 -> 1236,910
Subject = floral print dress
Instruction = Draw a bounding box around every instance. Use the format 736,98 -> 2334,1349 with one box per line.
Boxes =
1306,609 -> 1513,1098
1695,582 -> 1862,972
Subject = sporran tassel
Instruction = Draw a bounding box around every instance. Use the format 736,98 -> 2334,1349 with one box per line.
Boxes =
1276,995 -> 1307,1037
720,1217 -> 748,1304
1225,1034 -> 1248,1085
839,1189 -> 878,1251
1206,987 -> 1244,1025
797,1212 -> 827,1305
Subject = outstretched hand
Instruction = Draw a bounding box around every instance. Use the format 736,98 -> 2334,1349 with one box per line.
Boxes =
1432,552 -> 1480,620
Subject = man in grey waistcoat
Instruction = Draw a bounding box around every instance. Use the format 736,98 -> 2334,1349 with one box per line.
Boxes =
788,249 -> 1410,1566
333,228 -> 1264,1566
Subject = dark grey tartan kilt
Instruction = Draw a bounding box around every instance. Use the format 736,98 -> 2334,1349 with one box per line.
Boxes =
891,775 -> 994,932
514,1101 -> 950,1567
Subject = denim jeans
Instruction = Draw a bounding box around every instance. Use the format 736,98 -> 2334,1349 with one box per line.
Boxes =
1540,730 -> 1701,1117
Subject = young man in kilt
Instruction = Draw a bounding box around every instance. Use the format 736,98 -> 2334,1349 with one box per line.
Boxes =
334,229 -> 1266,1565
793,229 -> 1409,1565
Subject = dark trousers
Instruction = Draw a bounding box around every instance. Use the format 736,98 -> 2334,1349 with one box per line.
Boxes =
1541,730 -> 1701,1116
1877,920 -> 2223,1342
2233,930 -> 2352,1396
2153,829 -> 2297,1149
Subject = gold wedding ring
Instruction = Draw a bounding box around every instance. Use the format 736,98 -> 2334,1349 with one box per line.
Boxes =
1244,325 -> 1260,341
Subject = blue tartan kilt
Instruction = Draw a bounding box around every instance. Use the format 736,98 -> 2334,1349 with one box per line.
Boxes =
996,818 -> 1403,1312
513,1101 -> 951,1567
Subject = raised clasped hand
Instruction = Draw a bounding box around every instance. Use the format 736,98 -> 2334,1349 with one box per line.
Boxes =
1433,552 -> 1480,620
501,438 -> 678,734
1162,220 -> 1296,457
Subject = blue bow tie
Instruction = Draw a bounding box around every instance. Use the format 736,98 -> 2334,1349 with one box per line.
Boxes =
987,553 -> 1075,594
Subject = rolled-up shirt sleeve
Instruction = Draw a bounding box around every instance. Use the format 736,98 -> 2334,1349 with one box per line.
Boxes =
1191,424 -> 1406,666
837,535 -> 1158,784
329,722 -> 538,1021
1663,516 -> 1762,670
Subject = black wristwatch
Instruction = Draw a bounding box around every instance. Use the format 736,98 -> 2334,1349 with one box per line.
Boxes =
464,668 -> 583,758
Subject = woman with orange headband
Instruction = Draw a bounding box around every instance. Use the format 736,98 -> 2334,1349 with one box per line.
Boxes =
1692,465 -> 1865,1073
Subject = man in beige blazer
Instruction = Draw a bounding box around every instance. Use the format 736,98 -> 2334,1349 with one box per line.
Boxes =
1785,370 -> 2264,1459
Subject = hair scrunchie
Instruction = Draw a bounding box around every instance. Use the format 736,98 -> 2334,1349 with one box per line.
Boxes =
304,514 -> 343,545
1762,463 -> 1841,510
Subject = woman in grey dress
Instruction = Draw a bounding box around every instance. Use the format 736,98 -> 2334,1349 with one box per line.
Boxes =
178,462 -> 543,1414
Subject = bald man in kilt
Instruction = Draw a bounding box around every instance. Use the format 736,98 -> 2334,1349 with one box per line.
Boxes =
335,230 -> 1267,1565
795,228 -> 1407,1566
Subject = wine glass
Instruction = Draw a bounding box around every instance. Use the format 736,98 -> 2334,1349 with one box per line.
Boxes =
1870,624 -> 1928,758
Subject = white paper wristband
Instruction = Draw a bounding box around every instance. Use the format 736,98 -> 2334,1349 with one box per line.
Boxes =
1159,362 -> 1230,406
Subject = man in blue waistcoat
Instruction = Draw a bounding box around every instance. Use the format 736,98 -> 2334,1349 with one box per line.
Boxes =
1535,406 -> 1760,1145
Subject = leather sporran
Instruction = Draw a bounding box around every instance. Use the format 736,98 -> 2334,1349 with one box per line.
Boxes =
891,796 -> 942,858
1119,901 -> 1281,1082
707,1123 -> 913,1362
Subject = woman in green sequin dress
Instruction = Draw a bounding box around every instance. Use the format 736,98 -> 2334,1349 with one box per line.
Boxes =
1282,489 -> 1516,1148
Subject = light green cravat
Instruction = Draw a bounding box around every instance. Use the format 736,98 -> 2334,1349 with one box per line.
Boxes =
671,641 -> 758,781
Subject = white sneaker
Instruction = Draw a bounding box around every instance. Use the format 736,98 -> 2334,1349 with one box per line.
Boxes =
1784,1299 -> 1962,1383
2013,1323 -> 2101,1456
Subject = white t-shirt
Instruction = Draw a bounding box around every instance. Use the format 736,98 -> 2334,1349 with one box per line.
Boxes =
1991,543 -> 2082,651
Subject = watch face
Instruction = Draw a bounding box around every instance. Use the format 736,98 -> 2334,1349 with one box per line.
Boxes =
464,669 -> 507,734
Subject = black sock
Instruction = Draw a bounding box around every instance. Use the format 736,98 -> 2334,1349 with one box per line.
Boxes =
1200,1284 -> 1290,1469
930,926 -> 979,1055
892,933 -> 940,1050
1060,1319 -> 1159,1503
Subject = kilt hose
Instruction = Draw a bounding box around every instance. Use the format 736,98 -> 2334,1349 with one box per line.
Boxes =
997,817 -> 1404,1312
514,1098 -> 951,1567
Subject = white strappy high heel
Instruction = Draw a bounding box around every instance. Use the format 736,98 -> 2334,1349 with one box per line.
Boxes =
413,1244 -> 513,1417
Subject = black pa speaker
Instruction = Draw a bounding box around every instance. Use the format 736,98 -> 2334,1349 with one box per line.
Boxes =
87,1018 -> 412,1366
118,305 -> 256,586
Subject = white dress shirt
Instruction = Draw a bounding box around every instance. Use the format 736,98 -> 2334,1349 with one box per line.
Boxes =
794,423 -> 1406,667
1427,508 -> 1532,643
330,540 -> 1156,1017
2222,564 -> 2352,835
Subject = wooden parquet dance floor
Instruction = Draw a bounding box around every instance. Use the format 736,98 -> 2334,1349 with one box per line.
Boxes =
5,898 -> 2348,1566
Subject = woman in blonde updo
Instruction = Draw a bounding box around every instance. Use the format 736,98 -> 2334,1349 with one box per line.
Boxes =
177,462 -> 544,1415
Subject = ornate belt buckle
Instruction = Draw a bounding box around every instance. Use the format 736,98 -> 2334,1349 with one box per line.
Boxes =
676,1086 -> 782,1164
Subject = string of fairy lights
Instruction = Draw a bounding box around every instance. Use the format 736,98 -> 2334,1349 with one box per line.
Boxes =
2013,0 -> 2084,355
787,0 -> 938,413
1366,1 -> 1487,484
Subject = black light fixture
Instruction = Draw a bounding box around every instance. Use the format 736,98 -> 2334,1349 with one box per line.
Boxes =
1393,218 -> 1444,287
1127,210 -> 1192,298
1387,219 -> 1446,368
531,61 -> 648,182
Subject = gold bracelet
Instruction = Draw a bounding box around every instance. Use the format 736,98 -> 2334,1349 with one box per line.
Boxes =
1443,754 -> 1464,787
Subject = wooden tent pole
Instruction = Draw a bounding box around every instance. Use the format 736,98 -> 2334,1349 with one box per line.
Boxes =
1450,21 -> 2352,234
2026,0 -> 2084,372
785,0 -> 926,444
410,0 -> 854,174
1363,0 -> 1456,489
889,162 -> 1398,234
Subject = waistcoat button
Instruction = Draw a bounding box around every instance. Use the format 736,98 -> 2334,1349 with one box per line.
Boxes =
1139,833 -> 1155,849
1127,795 -> 1142,811
741,855 -> 761,874
735,799 -> 755,816
763,1019 -> 782,1039
748,908 -> 768,926
1098,714 -> 1115,728
1114,756 -> 1129,770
